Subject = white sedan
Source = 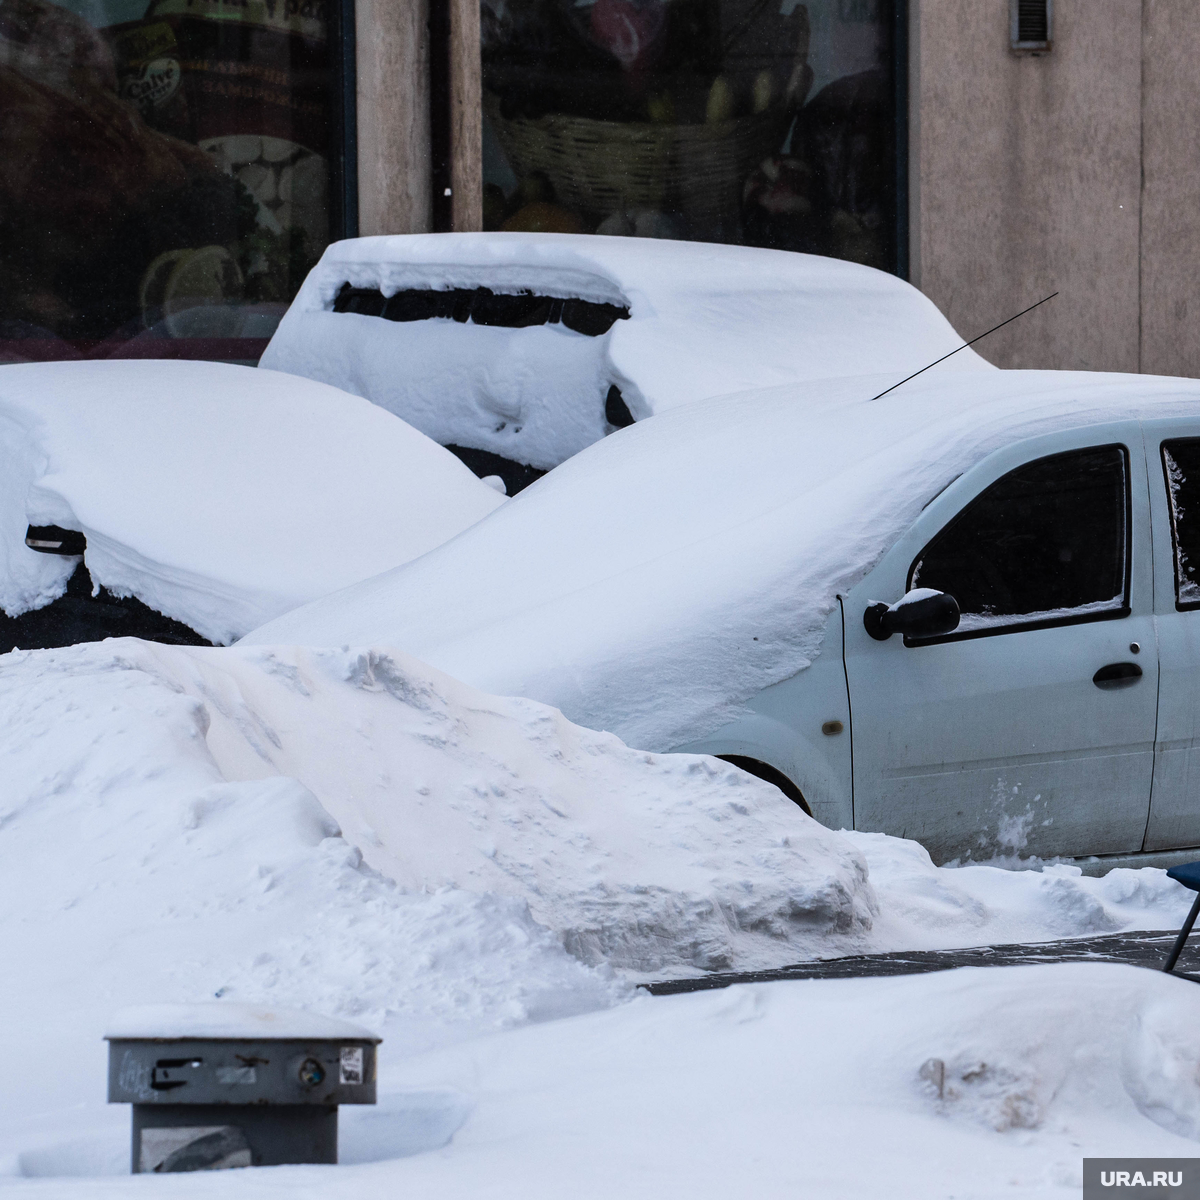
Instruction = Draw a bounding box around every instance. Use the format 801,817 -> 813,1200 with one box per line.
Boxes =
245,366 -> 1200,865
0,360 -> 505,649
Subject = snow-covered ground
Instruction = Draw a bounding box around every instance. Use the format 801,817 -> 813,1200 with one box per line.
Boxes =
3,638 -> 1199,1195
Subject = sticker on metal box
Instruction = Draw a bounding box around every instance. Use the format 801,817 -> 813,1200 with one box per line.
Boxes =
339,1046 -> 364,1085
216,1066 -> 256,1085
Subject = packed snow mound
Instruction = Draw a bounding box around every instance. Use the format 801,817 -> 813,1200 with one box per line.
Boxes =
15,966 -> 1200,1191
9,638 -> 1200,1187
0,639 -> 877,983
260,232 -> 991,469
0,643 -> 628,1122
0,360 -> 505,642
244,368 -> 1200,751
385,964 -> 1200,1200
845,831 -> 1194,953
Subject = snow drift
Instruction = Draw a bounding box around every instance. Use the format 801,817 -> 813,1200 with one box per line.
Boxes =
0,360 -> 505,643
260,233 -> 992,469
0,639 -> 877,982
6,636 -> 1200,1188
3,634 -> 1190,1011
381,963 -> 1200,1200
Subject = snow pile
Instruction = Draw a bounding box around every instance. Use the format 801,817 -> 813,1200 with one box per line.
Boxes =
0,360 -> 505,642
17,964 -> 1200,1193
261,233 -> 991,469
849,831 -> 1193,952
2,634 -> 1192,1019
0,643 -> 631,1129
375,964 -> 1200,1199
245,368 -> 1200,751
0,639 -> 877,989
6,637 -> 1200,1188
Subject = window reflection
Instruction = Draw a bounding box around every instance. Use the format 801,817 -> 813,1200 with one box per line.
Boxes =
0,0 -> 333,363
481,0 -> 897,269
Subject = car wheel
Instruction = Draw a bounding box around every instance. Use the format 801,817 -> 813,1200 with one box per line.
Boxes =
716,755 -> 812,817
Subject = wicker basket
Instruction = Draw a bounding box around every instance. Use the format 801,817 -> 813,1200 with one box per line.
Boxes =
484,92 -> 787,229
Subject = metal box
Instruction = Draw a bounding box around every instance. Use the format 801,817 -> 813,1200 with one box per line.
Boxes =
106,1004 -> 380,1173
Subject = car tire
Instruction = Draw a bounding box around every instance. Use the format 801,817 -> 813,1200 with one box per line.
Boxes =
716,755 -> 812,817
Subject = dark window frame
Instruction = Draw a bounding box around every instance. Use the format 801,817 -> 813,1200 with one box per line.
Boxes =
332,0 -> 359,241
902,443 -> 1133,647
1160,438 -> 1200,612
893,0 -> 910,280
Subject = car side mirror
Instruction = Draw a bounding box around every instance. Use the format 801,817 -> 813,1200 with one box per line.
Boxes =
863,589 -> 960,642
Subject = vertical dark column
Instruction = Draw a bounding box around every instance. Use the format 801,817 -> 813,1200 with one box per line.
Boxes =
331,0 -> 359,240
429,0 -> 454,232
893,0 -> 910,281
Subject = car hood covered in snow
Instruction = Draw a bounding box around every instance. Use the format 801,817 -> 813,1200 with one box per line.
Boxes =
259,233 -> 992,470
244,369 -> 1200,750
0,360 -> 506,644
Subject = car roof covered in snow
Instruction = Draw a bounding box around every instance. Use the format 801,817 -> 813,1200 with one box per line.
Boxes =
0,359 -> 505,644
260,233 -> 993,470
243,368 -> 1200,749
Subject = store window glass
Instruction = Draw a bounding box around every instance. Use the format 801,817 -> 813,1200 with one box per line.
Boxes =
0,0 -> 338,364
481,0 -> 900,269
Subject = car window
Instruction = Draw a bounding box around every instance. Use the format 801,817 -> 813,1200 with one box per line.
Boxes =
908,445 -> 1129,636
1161,439 -> 1200,609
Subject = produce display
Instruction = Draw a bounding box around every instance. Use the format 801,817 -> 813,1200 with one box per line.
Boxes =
481,0 -> 897,269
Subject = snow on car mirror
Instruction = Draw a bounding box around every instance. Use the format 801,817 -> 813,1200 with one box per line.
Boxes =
25,524 -> 86,556
863,589 -> 960,642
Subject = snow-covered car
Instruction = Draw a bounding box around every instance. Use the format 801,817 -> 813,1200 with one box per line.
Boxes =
246,367 -> 1200,866
259,233 -> 990,492
0,359 -> 506,649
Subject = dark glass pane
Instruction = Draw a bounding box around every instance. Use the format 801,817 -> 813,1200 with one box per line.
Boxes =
909,447 -> 1128,631
0,0 -> 335,364
1162,440 -> 1200,608
331,283 -> 632,335
480,0 -> 898,269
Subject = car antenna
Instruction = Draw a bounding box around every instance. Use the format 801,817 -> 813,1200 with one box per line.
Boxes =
869,292 -> 1059,402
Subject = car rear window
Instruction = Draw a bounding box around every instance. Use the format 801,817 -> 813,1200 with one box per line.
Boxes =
908,445 -> 1130,638
1161,439 -> 1200,609
330,284 -> 630,336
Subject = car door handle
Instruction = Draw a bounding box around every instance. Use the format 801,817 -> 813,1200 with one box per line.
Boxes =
1093,662 -> 1143,690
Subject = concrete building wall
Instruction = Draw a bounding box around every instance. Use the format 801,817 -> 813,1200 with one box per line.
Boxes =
913,0 -> 1200,378
911,0 -> 1144,372
1141,0 -> 1200,378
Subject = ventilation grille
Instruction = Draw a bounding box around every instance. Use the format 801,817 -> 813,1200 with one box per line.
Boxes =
331,284 -> 630,337
1011,0 -> 1052,52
